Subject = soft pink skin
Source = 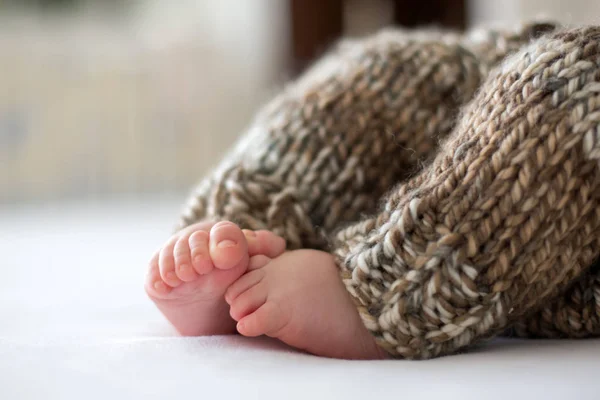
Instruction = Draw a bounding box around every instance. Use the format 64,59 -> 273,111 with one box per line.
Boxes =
225,250 -> 388,360
145,221 -> 286,336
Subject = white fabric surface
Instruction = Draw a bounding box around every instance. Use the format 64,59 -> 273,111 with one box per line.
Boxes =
1,197 -> 599,400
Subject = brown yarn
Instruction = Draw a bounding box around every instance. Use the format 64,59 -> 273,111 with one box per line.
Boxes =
334,26 -> 600,358
177,24 -> 546,249
507,265 -> 600,338
177,22 -> 600,357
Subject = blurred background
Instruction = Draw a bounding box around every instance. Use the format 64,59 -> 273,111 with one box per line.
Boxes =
2,0 -> 600,206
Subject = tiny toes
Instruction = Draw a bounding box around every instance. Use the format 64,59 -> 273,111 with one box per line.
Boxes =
189,230 -> 213,275
174,234 -> 198,282
209,221 -> 248,270
245,230 -> 286,258
225,269 -> 265,304
176,263 -> 196,282
151,279 -> 171,295
237,302 -> 285,338
159,237 -> 183,287
229,283 -> 267,321
248,255 -> 271,271
145,253 -> 172,296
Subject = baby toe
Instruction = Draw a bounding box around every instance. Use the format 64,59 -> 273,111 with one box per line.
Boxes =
159,236 -> 183,287
209,221 -> 248,270
248,255 -> 272,271
237,302 -> 287,338
225,269 -> 266,304
174,234 -> 198,282
245,230 -> 286,258
229,283 -> 267,321
145,252 -> 172,298
189,230 -> 213,275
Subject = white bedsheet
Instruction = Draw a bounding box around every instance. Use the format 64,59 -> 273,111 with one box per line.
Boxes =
1,197 -> 599,400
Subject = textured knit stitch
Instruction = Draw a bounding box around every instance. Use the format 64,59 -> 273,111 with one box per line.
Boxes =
477,24 -> 600,341
509,264 -> 600,338
177,23 -> 550,249
177,23 -> 600,357
178,32 -> 479,249
333,26 -> 600,358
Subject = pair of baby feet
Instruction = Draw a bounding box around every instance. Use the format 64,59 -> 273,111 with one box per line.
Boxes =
144,221 -> 386,360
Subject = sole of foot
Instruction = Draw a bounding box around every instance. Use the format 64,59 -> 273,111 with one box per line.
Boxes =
145,221 -> 286,336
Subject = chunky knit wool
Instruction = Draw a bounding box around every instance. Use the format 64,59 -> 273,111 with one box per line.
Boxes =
178,23 -> 551,247
178,23 -> 600,357
508,265 -> 600,338
334,26 -> 600,358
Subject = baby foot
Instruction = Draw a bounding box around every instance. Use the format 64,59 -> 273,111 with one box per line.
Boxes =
224,250 -> 387,359
145,221 -> 286,336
